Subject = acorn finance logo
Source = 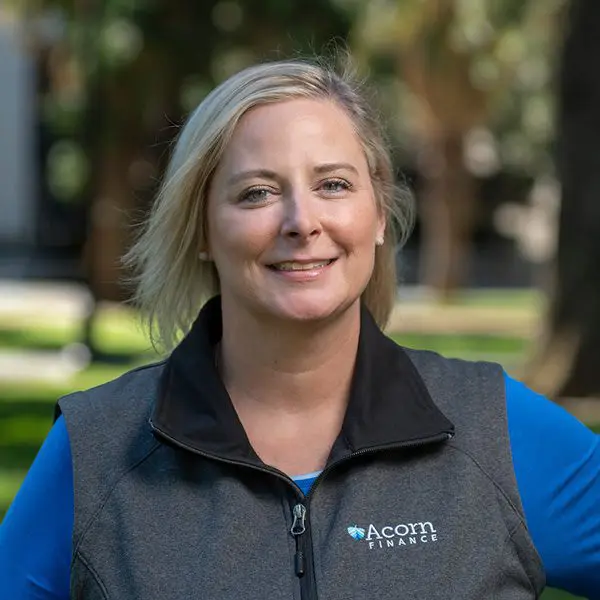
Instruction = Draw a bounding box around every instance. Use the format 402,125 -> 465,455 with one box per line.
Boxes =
347,520 -> 438,550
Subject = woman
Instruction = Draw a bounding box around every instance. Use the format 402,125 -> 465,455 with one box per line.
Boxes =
1,58 -> 600,599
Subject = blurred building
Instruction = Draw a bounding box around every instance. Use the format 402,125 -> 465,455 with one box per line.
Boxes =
0,18 -> 36,251
0,12 -> 85,280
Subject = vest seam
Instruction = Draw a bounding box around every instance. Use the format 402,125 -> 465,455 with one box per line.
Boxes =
73,441 -> 162,557
450,443 -> 545,588
504,520 -> 545,594
75,549 -> 110,599
506,517 -> 527,541
445,442 -> 526,527
487,528 -> 536,597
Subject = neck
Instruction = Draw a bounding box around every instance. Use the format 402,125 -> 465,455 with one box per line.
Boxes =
218,300 -> 361,415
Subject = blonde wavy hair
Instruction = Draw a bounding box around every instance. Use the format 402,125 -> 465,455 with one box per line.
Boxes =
124,57 -> 414,351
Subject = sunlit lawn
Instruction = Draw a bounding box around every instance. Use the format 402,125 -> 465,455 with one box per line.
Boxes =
0,292 -> 586,598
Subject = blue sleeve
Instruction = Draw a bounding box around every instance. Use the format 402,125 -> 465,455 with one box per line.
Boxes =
506,373 -> 600,599
0,416 -> 73,599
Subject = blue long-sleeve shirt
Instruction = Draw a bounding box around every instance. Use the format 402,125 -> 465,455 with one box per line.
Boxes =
1,373 -> 600,598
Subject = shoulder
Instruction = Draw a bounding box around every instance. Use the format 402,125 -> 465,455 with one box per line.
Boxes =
58,362 -> 167,547
57,359 -> 167,424
401,346 -> 505,416
401,347 -> 522,506
56,360 -> 166,494
402,345 -> 504,380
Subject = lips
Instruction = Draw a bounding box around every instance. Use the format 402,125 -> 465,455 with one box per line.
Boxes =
268,259 -> 336,271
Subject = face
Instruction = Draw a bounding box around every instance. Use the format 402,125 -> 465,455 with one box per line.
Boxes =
206,98 -> 385,324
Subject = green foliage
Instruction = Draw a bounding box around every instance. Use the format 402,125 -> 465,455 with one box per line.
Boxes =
27,0 -> 570,207
351,0 -> 568,177
30,0 -> 354,201
46,140 -> 89,201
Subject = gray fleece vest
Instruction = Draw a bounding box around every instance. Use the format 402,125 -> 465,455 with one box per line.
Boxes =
58,298 -> 545,599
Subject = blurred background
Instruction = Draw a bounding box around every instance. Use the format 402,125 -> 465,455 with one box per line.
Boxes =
1,1 -> 599,597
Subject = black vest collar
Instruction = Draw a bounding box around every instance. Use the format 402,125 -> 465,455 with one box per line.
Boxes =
151,296 -> 454,466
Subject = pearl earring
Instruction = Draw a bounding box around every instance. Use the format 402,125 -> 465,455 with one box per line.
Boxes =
198,251 -> 210,261
376,236 -> 384,247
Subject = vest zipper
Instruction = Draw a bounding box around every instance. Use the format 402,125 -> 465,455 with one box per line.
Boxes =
150,421 -> 453,600
290,502 -> 318,600
285,431 -> 454,600
291,503 -> 307,577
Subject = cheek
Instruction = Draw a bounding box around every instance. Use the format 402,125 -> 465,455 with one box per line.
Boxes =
210,208 -> 277,260
332,202 -> 380,249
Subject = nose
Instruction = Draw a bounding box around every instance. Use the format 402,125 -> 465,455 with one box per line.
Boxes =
280,189 -> 322,242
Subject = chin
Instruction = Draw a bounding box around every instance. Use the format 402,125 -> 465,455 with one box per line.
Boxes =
264,293 -> 356,324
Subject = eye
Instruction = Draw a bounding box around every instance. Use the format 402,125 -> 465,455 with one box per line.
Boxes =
319,178 -> 353,195
239,186 -> 274,205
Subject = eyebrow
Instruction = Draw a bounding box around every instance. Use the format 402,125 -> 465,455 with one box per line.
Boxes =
227,169 -> 279,186
227,163 -> 359,186
313,162 -> 359,176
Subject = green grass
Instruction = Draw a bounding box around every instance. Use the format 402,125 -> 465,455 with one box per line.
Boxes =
391,332 -> 531,355
543,592 -> 584,600
446,288 -> 543,307
0,305 -> 155,357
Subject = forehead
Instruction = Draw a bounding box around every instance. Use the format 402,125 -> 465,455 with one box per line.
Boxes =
218,98 -> 366,170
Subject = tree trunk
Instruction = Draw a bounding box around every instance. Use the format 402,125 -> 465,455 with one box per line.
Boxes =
86,142 -> 139,302
524,0 -> 600,398
418,133 -> 477,299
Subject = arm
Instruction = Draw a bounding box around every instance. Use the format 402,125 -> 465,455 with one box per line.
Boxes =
506,374 -> 600,599
0,416 -> 73,599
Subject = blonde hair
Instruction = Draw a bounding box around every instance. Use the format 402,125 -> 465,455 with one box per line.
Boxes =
124,57 -> 414,351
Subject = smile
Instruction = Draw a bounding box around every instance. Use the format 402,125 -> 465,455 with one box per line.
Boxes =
268,259 -> 336,272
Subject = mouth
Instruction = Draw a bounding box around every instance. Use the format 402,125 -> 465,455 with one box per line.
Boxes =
267,259 -> 337,272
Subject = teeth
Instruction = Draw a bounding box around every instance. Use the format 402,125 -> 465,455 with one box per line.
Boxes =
272,261 -> 331,271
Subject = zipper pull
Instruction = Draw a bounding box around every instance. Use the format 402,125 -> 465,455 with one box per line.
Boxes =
291,504 -> 306,536
291,504 -> 307,577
